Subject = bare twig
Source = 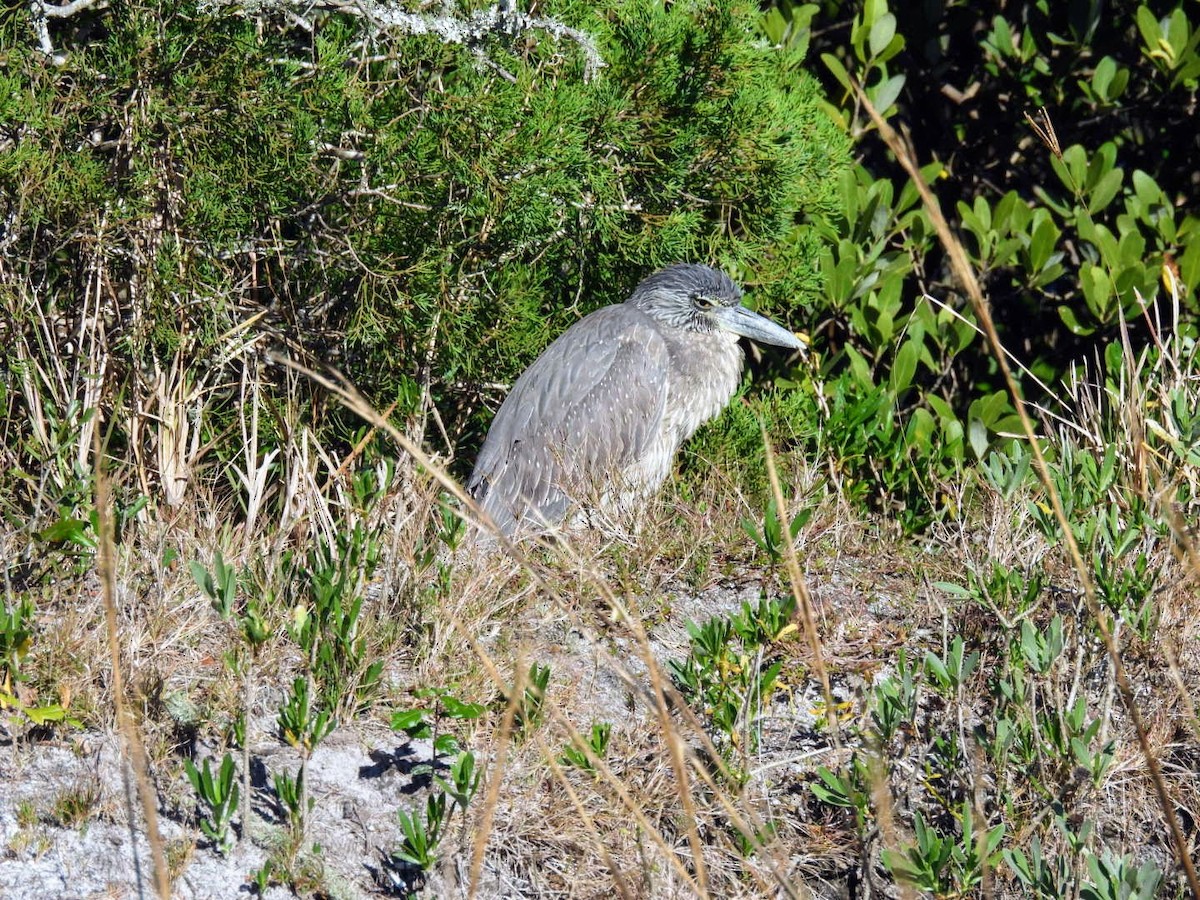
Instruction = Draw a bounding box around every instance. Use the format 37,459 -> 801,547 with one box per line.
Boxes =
28,0 -> 109,61
762,431 -> 841,751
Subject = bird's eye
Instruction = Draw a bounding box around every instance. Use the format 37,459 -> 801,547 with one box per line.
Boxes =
692,293 -> 717,309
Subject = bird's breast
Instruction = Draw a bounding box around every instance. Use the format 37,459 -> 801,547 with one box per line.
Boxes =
624,331 -> 743,496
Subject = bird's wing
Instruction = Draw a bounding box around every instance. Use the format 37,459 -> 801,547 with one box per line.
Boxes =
467,306 -> 670,534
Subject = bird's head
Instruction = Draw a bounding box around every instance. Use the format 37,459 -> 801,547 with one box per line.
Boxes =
627,263 -> 806,351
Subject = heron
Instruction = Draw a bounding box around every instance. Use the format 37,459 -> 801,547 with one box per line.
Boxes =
467,263 -> 805,536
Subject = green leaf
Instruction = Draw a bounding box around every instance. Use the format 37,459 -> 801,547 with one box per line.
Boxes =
924,651 -> 949,687
1055,144 -> 1088,192
189,560 -> 215,598
822,53 -> 851,92
1132,169 -> 1163,212
1117,228 -> 1147,267
1006,847 -> 1032,885
442,697 -> 486,719
1087,167 -> 1123,214
845,345 -> 873,388
1085,142 -> 1117,192
1092,56 -> 1116,99
37,517 -> 95,548
907,407 -> 935,451
1166,8 -> 1188,61
968,417 -> 988,460
870,73 -> 906,114
889,336 -> 920,396
993,190 -> 1020,233
811,767 -> 854,807
869,14 -> 896,58
1058,304 -> 1096,336
1136,6 -> 1162,53
1028,215 -> 1060,273
391,709 -> 429,734
1080,264 -> 1115,322
990,16 -> 1014,56
1108,64 -> 1130,99
21,704 -> 73,726
433,733 -> 460,755
934,581 -> 972,597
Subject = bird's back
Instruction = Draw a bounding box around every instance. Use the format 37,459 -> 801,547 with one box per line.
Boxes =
467,304 -> 672,535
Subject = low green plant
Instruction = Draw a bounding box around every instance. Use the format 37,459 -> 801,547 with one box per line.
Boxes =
394,793 -> 446,872
741,493 -> 811,565
1019,616 -> 1065,675
807,376 -> 963,533
1003,833 -> 1073,899
276,675 -> 334,836
937,562 -> 1046,620
392,687 -> 486,765
278,676 -> 335,757
923,636 -> 980,695
0,596 -> 36,721
189,551 -> 238,619
0,595 -> 55,729
183,753 -> 240,853
870,650 -> 918,743
1093,550 -> 1159,642
979,441 -> 1035,501
559,722 -> 613,776
669,594 -> 795,757
507,663 -> 551,737
880,802 -> 1005,895
393,749 -> 479,875
733,819 -> 779,858
15,801 -> 36,829
272,768 -> 309,827
387,692 -> 481,884
50,782 -> 101,830
810,604 -> 1137,898
191,548 -> 269,842
250,860 -> 277,896
412,497 -> 468,612
810,755 -> 874,832
1081,849 -> 1163,900
436,751 -> 480,819
292,523 -> 386,720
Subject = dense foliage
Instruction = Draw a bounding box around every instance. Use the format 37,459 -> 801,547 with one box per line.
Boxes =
0,0 -> 848,513
739,0 -> 1200,528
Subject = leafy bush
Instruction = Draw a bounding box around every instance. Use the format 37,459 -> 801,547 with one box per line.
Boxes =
750,0 -> 1200,530
0,0 -> 851,523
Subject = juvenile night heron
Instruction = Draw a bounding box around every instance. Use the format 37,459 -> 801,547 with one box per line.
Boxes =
467,263 -> 805,536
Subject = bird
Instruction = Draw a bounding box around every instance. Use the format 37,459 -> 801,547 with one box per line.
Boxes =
466,263 -> 805,536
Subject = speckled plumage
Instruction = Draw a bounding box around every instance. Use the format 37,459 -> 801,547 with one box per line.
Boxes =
467,264 -> 803,536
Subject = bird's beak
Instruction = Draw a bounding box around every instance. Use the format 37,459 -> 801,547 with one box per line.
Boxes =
716,304 -> 807,351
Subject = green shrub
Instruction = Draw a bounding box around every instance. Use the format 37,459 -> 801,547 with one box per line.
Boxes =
0,0 -> 851,518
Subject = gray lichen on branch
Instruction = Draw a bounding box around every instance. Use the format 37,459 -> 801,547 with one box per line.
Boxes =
28,0 -> 109,63
200,0 -> 607,80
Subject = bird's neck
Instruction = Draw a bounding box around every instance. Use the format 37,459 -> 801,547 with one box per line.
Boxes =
659,331 -> 744,441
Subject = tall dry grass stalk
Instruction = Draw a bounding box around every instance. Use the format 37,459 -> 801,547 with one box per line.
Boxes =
94,427 -> 171,900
